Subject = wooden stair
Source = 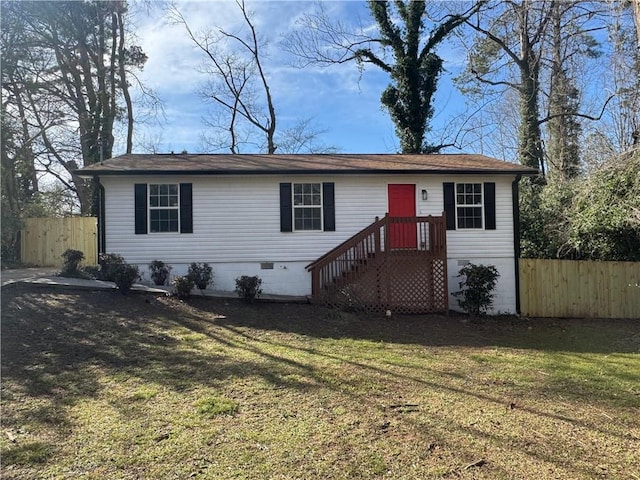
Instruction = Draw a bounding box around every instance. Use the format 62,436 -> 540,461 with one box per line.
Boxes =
306,213 -> 449,313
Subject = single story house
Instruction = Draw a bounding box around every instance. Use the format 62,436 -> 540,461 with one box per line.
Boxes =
77,153 -> 537,314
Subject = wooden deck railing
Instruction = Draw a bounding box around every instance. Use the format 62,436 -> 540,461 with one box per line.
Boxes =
307,213 -> 447,301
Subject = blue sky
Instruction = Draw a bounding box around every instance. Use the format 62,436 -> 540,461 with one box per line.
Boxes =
126,0 -> 474,156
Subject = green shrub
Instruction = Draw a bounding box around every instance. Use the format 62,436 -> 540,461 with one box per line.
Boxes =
520,151 -> 640,261
565,151 -> 640,261
98,253 -> 125,281
235,275 -> 262,303
1,215 -> 23,264
81,265 -> 100,279
112,263 -> 140,295
519,177 -> 574,259
188,262 -> 213,290
149,260 -> 172,286
452,263 -> 500,318
61,249 -> 84,276
172,275 -> 194,299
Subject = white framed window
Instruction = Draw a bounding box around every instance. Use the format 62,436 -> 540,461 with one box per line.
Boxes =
149,184 -> 179,232
456,183 -> 483,229
293,183 -> 322,231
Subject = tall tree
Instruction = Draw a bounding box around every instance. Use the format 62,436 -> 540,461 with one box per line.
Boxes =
462,1 -> 552,170
285,1 -> 483,154
1,4 -> 41,200
1,105 -> 27,260
545,0 -> 590,179
580,1 -> 639,166
1,1 -> 147,214
459,0 -> 607,172
598,1 -> 640,152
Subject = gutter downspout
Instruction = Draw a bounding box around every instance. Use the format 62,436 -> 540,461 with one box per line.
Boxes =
94,176 -> 106,258
512,174 -> 522,315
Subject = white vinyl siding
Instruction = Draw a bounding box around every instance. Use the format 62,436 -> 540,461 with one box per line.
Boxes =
101,173 -> 518,311
102,175 -> 388,264
442,176 -> 514,259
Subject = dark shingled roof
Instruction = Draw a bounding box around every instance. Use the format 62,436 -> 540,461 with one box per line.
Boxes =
76,153 -> 538,176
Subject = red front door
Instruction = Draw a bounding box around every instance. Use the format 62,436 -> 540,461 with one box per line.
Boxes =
388,184 -> 417,249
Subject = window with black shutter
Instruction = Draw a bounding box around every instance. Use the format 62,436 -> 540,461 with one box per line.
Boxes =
443,182 -> 496,230
280,182 -> 335,232
135,183 -> 192,234
456,183 -> 483,229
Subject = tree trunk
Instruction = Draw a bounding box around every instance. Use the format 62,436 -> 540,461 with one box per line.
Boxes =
518,63 -> 544,172
546,0 -> 581,180
70,173 -> 93,216
632,0 -> 640,50
13,82 -> 39,196
117,9 -> 134,154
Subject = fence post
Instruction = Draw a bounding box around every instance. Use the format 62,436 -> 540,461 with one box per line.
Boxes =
310,268 -> 320,301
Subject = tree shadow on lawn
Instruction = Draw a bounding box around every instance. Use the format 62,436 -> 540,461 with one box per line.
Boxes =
212,311 -> 640,435
1,286 -> 319,429
195,295 -> 640,414
2,285 -> 638,422
200,296 -> 640,355
2,285 -> 638,477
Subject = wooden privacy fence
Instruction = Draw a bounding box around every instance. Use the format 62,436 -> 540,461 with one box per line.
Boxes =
520,258 -> 640,319
21,217 -> 98,267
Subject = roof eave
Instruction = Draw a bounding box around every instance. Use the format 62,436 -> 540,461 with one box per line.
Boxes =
75,167 -> 539,178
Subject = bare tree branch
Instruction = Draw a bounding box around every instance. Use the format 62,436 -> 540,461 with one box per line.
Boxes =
170,1 -> 278,153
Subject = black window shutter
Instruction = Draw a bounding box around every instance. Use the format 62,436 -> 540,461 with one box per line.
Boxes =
180,183 -> 193,233
443,182 -> 456,230
484,182 -> 496,230
322,182 -> 335,231
280,183 -> 292,232
134,184 -> 147,234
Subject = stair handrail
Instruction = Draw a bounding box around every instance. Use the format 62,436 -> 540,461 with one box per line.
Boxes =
307,212 -> 448,308
306,214 -> 388,272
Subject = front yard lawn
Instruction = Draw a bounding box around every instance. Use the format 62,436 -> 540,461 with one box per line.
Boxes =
1,284 -> 639,479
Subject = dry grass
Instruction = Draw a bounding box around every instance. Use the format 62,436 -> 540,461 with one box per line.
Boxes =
1,284 -> 639,479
